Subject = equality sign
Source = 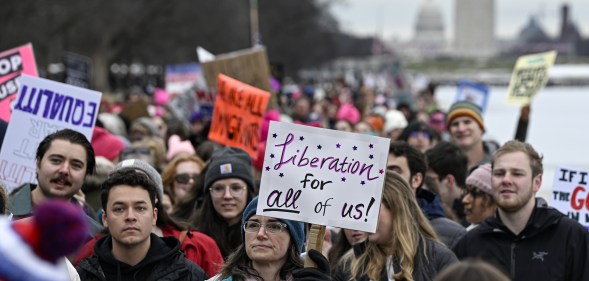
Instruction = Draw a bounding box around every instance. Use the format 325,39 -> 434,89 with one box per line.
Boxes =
208,74 -> 270,158
201,47 -> 272,92
552,165 -> 589,230
0,75 -> 102,192
256,121 -> 390,233
0,43 -> 38,122
506,50 -> 557,106
455,80 -> 490,114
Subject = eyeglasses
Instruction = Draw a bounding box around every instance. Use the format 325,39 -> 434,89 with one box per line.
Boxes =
243,221 -> 288,234
174,173 -> 199,184
209,184 -> 246,197
462,186 -> 487,198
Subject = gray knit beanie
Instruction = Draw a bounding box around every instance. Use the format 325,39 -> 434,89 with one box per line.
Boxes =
204,147 -> 255,193
111,159 -> 163,200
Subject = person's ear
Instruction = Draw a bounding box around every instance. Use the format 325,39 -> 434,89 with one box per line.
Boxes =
445,174 -> 456,188
102,210 -> 109,228
411,173 -> 423,190
152,207 -> 158,226
533,174 -> 542,193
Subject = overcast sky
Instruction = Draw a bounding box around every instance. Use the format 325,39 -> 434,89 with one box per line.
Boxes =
329,0 -> 589,41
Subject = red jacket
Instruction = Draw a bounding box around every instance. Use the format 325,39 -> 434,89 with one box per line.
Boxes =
75,225 -> 224,277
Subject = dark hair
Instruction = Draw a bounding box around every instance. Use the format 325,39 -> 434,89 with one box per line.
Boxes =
100,168 -> 157,211
36,129 -> 96,176
195,140 -> 222,163
190,188 -> 255,258
434,259 -> 510,281
327,230 -> 353,271
388,141 -> 427,188
218,242 -> 303,281
426,141 -> 468,188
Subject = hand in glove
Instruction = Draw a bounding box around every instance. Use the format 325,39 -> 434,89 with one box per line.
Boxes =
293,249 -> 331,281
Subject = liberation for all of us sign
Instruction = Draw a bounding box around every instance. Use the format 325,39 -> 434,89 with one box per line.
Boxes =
257,121 -> 390,233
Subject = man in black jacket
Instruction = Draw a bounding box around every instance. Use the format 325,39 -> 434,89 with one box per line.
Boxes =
453,140 -> 589,281
76,168 -> 206,281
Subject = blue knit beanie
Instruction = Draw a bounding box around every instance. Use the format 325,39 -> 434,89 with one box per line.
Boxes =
241,197 -> 306,255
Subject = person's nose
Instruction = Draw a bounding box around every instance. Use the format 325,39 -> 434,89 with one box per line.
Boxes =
125,207 -> 137,221
462,193 -> 472,205
256,225 -> 268,239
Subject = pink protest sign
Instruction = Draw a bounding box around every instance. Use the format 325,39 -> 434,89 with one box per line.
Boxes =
0,43 -> 38,122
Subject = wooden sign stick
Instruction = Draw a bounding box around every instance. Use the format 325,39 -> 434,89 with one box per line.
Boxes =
304,224 -> 326,268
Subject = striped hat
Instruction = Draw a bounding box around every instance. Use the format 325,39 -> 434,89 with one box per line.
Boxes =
446,101 -> 485,131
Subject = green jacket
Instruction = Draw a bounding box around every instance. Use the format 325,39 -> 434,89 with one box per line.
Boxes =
8,183 -> 103,236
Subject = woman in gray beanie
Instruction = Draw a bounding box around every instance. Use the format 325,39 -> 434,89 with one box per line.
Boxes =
209,197 -> 331,281
190,146 -> 257,259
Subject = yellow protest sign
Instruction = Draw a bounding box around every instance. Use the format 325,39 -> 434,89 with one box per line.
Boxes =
506,50 -> 557,106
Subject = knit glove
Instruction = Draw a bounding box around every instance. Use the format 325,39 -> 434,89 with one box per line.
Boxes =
293,249 -> 331,281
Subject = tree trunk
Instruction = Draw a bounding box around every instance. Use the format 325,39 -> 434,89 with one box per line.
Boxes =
91,53 -> 109,92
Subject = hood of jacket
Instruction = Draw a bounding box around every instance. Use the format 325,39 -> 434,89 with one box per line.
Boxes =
94,233 -> 181,281
416,188 -> 446,220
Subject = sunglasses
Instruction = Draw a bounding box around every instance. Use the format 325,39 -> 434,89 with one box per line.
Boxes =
120,147 -> 152,158
174,173 -> 199,184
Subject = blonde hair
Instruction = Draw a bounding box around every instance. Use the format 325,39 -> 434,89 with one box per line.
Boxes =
346,171 -> 438,281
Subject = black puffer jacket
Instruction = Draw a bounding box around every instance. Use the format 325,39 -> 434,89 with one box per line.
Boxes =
76,234 -> 207,281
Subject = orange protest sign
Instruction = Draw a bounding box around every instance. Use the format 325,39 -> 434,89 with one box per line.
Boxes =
208,74 -> 270,158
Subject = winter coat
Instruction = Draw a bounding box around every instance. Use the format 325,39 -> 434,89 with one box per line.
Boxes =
76,234 -> 206,281
417,188 -> 466,249
333,239 -> 457,281
453,201 -> 589,281
75,225 -> 223,277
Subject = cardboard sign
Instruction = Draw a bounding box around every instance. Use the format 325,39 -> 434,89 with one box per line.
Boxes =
208,74 -> 270,158
63,52 -> 92,89
256,121 -> 390,233
552,165 -> 589,230
201,47 -> 271,92
0,43 -> 38,122
165,63 -> 206,95
0,75 -> 102,192
455,80 -> 490,114
506,50 -> 557,106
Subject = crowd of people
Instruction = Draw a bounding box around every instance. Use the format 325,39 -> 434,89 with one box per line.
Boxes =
0,78 -> 588,281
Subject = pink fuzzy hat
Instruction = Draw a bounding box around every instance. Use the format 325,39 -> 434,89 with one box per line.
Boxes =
336,103 -> 361,125
166,135 -> 196,161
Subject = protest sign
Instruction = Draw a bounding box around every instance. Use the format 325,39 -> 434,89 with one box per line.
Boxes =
208,74 -> 270,158
256,121 -> 390,233
552,165 -> 589,230
201,47 -> 271,92
0,75 -> 102,192
165,63 -> 206,95
506,50 -> 557,106
455,80 -> 490,114
63,52 -> 91,89
0,43 -> 38,122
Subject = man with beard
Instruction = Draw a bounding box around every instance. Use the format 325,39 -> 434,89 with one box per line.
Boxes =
453,140 -> 589,281
8,129 -> 102,236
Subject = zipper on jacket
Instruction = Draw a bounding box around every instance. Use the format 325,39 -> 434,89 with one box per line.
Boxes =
510,242 -> 516,280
